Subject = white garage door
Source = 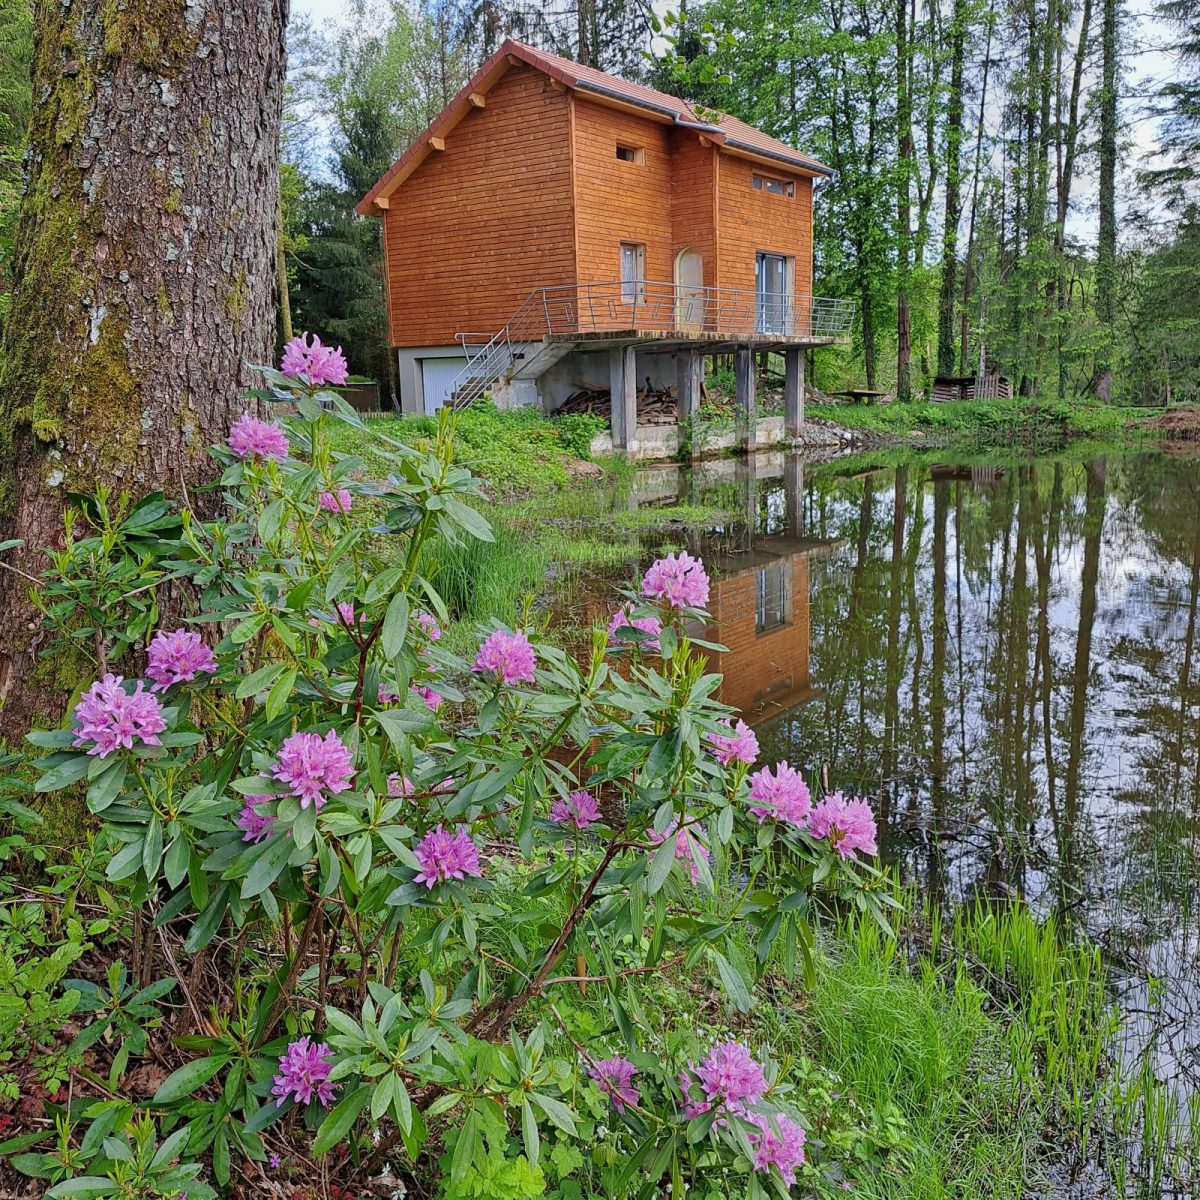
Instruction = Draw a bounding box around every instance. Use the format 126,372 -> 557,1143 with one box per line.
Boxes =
421,357 -> 468,414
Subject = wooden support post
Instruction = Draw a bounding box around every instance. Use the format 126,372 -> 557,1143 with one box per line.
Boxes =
735,345 -> 756,454
609,346 -> 638,453
783,347 -> 805,436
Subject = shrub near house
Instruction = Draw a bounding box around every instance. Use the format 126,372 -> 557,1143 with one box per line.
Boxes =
14,335 -> 894,1198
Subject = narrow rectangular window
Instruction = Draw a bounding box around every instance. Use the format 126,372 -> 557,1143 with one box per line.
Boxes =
615,144 -> 644,164
755,563 -> 792,634
752,173 -> 794,197
620,242 -> 645,304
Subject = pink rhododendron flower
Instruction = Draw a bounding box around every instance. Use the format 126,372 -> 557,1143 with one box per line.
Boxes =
416,611 -> 443,642
378,685 -> 400,705
72,674 -> 166,759
228,413 -> 289,461
336,602 -> 358,628
749,1112 -> 807,1185
549,789 -> 601,830
809,792 -> 878,859
748,762 -> 812,827
412,684 -> 442,712
681,1040 -> 767,1118
707,718 -> 759,767
641,552 -> 710,609
318,488 -> 352,514
607,606 -> 662,649
588,1056 -> 640,1113
413,825 -> 482,888
237,795 -> 275,843
272,730 -> 354,811
472,628 -> 536,685
145,629 -> 216,693
387,773 -> 413,799
648,818 -> 710,885
280,333 -> 349,388
271,1037 -> 337,1108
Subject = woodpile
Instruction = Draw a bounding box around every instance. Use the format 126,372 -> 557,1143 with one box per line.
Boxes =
557,381 -> 682,426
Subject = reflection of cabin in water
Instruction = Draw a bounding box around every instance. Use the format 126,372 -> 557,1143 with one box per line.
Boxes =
930,463 -> 1006,488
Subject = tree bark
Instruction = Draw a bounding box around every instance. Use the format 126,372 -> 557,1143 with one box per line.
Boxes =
896,0 -> 914,400
0,0 -> 289,738
1095,0 -> 1118,400
937,0 -> 966,374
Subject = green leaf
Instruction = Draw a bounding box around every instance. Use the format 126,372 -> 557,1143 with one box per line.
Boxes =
35,755 -> 92,792
529,1092 -> 577,1136
364,566 -> 404,604
46,1178 -> 118,1197
646,835 -> 676,895
312,1085 -> 372,1156
712,949 -> 751,1013
521,1098 -> 539,1168
86,760 -> 127,812
184,885 -> 228,952
240,834 -> 294,899
442,496 -> 494,542
265,667 -> 297,721
381,591 -> 410,659
152,1054 -> 228,1103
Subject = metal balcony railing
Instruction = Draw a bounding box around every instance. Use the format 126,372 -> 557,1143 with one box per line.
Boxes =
450,281 -> 855,409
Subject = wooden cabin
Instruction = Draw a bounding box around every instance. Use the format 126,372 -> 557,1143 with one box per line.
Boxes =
358,40 -> 853,446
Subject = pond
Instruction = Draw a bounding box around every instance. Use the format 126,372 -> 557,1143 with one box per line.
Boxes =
560,445 -> 1199,1174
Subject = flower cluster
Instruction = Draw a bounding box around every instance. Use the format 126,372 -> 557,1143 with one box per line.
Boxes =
72,675 -> 166,759
145,629 -> 216,693
318,488 -> 352,514
642,551 -> 710,609
416,611 -> 443,643
228,413 -> 289,462
707,718 -> 759,767
413,825 -> 482,888
271,1037 -> 337,1108
748,1112 -> 807,1185
748,762 -> 812,827
588,1056 -> 640,1113
810,791 -> 878,859
412,684 -> 442,712
649,818 -> 711,885
272,730 -> 354,811
549,789 -> 601,830
607,606 -> 662,649
236,795 -> 275,843
473,628 -> 536,685
680,1040 -> 766,1118
280,333 -> 349,388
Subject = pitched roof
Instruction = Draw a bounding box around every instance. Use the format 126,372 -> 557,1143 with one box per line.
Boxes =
357,39 -> 833,215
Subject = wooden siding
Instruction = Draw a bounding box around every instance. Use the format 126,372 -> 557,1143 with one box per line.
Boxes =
669,130 -> 717,286
714,153 -> 813,299
571,97 -> 675,291
381,64 -> 576,348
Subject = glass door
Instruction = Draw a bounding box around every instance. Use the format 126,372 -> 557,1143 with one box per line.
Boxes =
756,253 -> 790,334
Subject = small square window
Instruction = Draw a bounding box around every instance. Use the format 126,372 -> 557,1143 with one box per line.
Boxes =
616,144 -> 645,164
752,173 -> 794,197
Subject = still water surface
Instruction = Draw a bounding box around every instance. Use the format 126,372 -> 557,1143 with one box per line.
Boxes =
588,449 -> 1199,1117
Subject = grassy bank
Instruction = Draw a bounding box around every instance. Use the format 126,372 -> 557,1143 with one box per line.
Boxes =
808,396 -> 1163,450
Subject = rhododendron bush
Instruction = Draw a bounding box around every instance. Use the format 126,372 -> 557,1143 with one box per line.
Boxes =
19,340 -> 896,1199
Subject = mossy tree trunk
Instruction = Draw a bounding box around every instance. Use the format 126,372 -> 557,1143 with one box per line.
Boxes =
0,0 -> 288,740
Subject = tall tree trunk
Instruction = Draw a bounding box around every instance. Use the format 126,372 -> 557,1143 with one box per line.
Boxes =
1095,0 -> 1118,400
896,0 -> 914,400
0,0 -> 288,738
937,0 -> 966,374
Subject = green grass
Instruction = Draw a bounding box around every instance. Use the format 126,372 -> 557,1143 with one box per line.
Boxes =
809,396 -> 1163,450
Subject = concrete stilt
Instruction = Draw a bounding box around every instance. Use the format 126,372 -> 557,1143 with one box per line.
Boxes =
783,347 -> 805,436
609,346 -> 638,452
784,455 -> 805,537
677,350 -> 703,424
734,346 -> 756,454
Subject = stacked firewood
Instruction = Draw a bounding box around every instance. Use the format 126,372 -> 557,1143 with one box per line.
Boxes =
557,381 -> 682,426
